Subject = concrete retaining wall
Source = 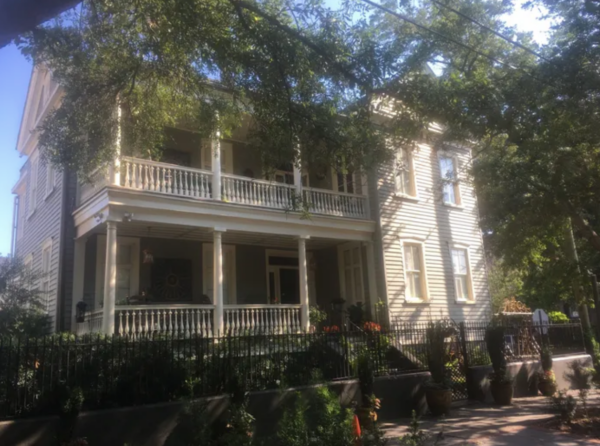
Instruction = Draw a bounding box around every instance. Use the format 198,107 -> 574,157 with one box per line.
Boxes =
0,373 -> 430,446
467,354 -> 593,402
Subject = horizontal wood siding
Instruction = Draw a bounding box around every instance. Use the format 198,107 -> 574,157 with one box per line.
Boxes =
376,142 -> 491,323
15,155 -> 64,331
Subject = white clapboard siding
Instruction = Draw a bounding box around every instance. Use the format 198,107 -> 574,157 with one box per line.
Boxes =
376,142 -> 491,323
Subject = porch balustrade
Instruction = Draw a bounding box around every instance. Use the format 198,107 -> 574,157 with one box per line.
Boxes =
75,309 -> 104,336
115,305 -> 215,338
224,305 -> 302,336
115,157 -> 369,219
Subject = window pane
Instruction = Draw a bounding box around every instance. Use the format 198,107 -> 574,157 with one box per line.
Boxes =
345,269 -> 354,301
443,183 -> 456,204
439,157 -> 455,179
353,266 -> 363,302
407,272 -> 422,299
451,249 -> 467,274
455,276 -> 468,300
404,244 -> 421,272
116,269 -> 131,300
117,244 -> 131,264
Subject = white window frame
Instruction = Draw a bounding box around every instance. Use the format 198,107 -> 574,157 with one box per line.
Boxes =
394,146 -> 418,199
448,242 -> 475,303
95,236 -> 140,309
438,153 -> 462,207
203,244 -> 237,304
400,239 -> 429,303
40,238 -> 53,312
27,155 -> 39,218
44,161 -> 56,200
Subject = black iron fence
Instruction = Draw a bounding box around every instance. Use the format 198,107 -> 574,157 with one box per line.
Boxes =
0,321 -> 587,419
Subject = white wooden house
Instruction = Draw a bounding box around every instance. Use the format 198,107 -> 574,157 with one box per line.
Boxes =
11,67 -> 492,337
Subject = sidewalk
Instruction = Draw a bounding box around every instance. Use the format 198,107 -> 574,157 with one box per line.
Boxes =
382,392 -> 600,445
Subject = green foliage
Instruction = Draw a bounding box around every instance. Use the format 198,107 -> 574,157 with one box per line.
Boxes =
0,257 -> 51,337
165,401 -> 214,446
541,346 -> 553,372
273,387 -> 354,446
485,326 -> 510,384
220,402 -> 255,446
565,360 -> 595,415
487,259 -> 524,314
398,411 -> 429,446
548,312 -> 570,324
309,306 -> 328,327
357,353 -> 374,403
550,391 -> 578,423
425,321 -> 454,389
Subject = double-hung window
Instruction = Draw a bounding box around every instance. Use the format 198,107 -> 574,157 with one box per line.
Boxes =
395,147 -> 416,197
439,156 -> 461,205
403,242 -> 428,302
450,246 -> 473,302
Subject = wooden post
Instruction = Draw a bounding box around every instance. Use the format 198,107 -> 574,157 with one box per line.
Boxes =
213,229 -> 225,336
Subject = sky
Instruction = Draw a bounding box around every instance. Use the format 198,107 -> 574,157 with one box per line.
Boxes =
0,1 -> 551,256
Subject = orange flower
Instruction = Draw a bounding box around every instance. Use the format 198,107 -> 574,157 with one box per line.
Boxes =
363,321 -> 381,332
323,325 -> 340,333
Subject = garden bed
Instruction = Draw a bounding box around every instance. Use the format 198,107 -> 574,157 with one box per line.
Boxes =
539,407 -> 600,438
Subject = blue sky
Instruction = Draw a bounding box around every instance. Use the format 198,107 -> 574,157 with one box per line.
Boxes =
0,1 -> 550,255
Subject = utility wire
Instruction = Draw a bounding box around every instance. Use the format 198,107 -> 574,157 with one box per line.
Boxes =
358,0 -> 548,84
429,0 -> 551,63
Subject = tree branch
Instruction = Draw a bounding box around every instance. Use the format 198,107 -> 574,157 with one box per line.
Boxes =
561,201 -> 600,253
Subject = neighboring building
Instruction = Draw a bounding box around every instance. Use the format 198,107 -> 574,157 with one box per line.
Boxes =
11,67 -> 491,336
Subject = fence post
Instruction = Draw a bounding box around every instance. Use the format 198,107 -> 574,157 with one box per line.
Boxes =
458,322 -> 472,400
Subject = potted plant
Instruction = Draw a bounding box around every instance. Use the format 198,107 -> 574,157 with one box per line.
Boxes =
485,325 -> 514,405
309,305 -> 328,333
356,353 -> 381,430
424,321 -> 454,416
538,346 -> 557,396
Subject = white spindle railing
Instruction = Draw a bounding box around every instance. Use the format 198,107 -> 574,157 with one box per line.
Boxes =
221,174 -> 297,209
303,187 -> 369,219
116,305 -> 215,338
121,157 -> 212,199
75,309 -> 104,336
116,157 -> 369,219
224,305 -> 302,336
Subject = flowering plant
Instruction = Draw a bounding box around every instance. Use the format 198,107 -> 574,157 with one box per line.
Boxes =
363,321 -> 381,333
323,325 -> 340,333
538,369 -> 556,383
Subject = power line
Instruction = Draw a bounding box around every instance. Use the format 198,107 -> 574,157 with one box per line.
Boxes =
358,0 -> 547,83
429,0 -> 551,63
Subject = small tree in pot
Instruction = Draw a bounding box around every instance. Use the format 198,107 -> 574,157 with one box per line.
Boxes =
537,346 -> 557,396
485,325 -> 514,405
424,320 -> 454,416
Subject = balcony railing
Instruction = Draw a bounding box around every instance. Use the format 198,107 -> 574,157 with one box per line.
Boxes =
114,157 -> 370,219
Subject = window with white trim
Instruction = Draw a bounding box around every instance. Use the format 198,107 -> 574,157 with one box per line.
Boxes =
439,156 -> 461,205
41,239 -> 53,312
28,158 -> 38,217
450,247 -> 473,301
402,242 -> 428,302
45,162 -> 56,198
395,147 -> 416,197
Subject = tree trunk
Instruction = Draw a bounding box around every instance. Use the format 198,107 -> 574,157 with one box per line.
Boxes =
562,222 -> 595,356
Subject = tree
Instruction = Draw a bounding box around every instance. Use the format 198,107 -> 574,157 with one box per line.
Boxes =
17,0 -> 393,180
0,257 -> 51,337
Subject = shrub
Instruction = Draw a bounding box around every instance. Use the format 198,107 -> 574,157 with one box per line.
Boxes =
540,346 -> 553,372
357,353 -> 374,403
564,360 -> 595,415
548,312 -> 570,324
550,391 -> 578,423
425,321 -> 454,389
485,325 -> 511,384
398,410 -> 429,446
273,387 -> 354,446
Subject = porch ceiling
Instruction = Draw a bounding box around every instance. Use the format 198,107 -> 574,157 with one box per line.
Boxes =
95,221 -> 346,250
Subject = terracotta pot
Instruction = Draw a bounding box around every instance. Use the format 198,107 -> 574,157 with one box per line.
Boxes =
538,381 -> 557,397
490,381 -> 513,405
425,388 -> 452,416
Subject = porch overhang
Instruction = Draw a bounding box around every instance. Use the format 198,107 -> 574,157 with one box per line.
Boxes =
73,187 -> 376,241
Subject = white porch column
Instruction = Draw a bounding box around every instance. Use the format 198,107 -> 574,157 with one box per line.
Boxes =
298,235 -> 310,332
213,228 -> 225,336
211,128 -> 222,200
71,237 -> 86,331
102,222 -> 117,335
364,241 -> 380,324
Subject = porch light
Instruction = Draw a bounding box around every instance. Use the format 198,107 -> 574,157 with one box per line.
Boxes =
76,301 -> 87,323
143,249 -> 154,264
